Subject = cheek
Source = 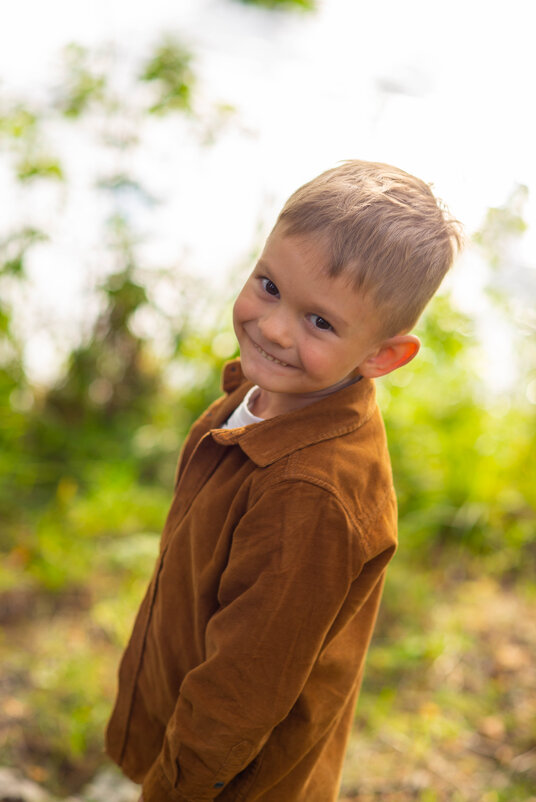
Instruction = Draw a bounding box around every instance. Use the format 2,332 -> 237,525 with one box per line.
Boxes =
232,302 -> 242,337
298,339 -> 332,373
233,290 -> 255,330
300,340 -> 353,377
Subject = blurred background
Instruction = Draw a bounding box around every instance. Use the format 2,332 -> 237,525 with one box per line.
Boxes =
0,1 -> 535,800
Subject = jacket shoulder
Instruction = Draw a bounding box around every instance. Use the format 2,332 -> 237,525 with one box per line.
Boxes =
252,409 -> 397,561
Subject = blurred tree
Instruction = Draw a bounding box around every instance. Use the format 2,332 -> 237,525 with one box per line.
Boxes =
29,216 -> 161,484
0,35 -> 222,589
380,186 -> 536,571
0,228 -> 47,528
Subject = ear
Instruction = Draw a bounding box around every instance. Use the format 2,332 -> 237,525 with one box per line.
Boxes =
359,334 -> 421,379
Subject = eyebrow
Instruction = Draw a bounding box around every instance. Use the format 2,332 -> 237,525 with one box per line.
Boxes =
256,258 -> 352,332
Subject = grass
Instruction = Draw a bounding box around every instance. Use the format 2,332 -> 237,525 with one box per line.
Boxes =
340,556 -> 536,801
1,519 -> 535,799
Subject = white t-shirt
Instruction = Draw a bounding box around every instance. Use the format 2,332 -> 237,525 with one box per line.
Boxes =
221,385 -> 264,429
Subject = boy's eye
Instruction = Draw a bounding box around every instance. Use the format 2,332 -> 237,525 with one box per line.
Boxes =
310,314 -> 333,331
261,278 -> 279,297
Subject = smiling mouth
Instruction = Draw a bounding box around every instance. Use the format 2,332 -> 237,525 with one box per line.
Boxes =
252,340 -> 291,367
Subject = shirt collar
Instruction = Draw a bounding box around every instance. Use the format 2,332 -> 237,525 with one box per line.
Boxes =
211,359 -> 378,467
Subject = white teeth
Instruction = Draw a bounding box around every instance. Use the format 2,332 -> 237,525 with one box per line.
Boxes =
254,343 -> 289,366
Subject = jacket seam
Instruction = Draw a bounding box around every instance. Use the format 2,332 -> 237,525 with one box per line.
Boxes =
251,472 -> 394,563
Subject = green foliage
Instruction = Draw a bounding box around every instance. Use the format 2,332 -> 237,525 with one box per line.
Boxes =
0,105 -> 38,139
0,101 -> 64,185
0,228 -> 47,276
0,228 -> 47,527
140,39 -> 195,114
19,472 -> 166,592
26,265 -> 157,482
0,49 -> 234,587
379,293 -> 536,571
16,156 -> 64,182
55,43 -> 108,118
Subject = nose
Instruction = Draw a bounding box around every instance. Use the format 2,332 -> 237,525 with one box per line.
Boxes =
258,307 -> 293,350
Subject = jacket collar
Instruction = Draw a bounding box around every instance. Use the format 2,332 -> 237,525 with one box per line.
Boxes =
210,359 -> 378,468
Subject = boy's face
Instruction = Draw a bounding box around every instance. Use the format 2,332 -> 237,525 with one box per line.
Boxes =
232,226 -> 384,417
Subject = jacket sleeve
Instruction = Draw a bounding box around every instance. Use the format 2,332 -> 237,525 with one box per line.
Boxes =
141,479 -> 390,801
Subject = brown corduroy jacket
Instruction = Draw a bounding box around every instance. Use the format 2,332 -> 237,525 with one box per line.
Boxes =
105,360 -> 398,802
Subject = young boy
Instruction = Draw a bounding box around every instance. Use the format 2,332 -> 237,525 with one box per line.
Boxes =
105,160 -> 462,801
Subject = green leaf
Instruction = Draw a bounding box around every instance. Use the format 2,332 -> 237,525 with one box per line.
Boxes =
16,157 -> 64,182
140,39 -> 195,114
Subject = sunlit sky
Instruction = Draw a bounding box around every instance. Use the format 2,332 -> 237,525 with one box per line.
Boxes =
1,0 -> 535,385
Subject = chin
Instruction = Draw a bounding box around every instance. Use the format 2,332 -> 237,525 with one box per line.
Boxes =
240,358 -> 285,390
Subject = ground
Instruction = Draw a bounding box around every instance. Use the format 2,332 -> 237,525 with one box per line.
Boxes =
1,556 -> 535,801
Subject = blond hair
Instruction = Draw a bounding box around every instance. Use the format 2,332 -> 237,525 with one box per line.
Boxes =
276,160 -> 463,337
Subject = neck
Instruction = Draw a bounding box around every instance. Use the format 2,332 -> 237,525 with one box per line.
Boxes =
251,374 -> 362,419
